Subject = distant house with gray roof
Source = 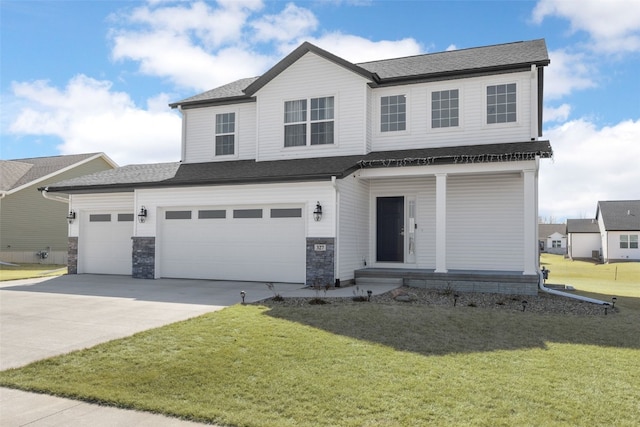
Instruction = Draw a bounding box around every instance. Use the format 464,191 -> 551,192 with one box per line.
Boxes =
42,39 -> 553,295
538,223 -> 567,255
597,200 -> 640,262
0,153 -> 116,264
566,200 -> 640,262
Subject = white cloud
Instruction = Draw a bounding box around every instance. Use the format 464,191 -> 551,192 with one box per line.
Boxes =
297,32 -> 422,63
543,103 -> 571,123
544,49 -> 596,99
8,75 -> 181,165
532,0 -> 640,53
539,118 -> 640,220
251,2 -> 318,42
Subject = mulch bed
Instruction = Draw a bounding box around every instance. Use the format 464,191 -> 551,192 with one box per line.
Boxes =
256,286 -> 614,316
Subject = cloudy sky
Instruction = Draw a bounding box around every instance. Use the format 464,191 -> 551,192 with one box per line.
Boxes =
1,0 -> 639,221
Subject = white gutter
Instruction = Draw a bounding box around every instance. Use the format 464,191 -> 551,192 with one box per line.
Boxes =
40,187 -> 69,204
538,270 -> 608,305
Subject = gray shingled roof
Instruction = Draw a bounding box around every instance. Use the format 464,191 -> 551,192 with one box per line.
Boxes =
170,39 -> 549,108
538,224 -> 566,240
597,200 -> 640,231
0,153 -> 101,192
45,141 -> 551,193
566,219 -> 600,233
359,39 -> 549,80
41,162 -> 181,193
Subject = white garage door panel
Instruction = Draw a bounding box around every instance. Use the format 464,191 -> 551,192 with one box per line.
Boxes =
81,214 -> 132,275
160,209 -> 305,283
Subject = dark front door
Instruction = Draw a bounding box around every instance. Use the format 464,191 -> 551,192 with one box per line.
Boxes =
376,196 -> 404,262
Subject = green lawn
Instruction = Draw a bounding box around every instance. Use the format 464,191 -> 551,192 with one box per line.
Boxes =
0,263 -> 67,281
541,254 -> 640,309
1,272 -> 639,426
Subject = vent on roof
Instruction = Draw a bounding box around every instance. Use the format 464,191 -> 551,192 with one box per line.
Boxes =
628,210 -> 631,215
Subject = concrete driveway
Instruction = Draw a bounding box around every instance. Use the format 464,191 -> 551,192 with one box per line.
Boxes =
0,274 -> 398,426
0,274 -> 305,426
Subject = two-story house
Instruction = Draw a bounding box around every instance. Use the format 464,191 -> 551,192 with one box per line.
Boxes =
43,39 -> 552,295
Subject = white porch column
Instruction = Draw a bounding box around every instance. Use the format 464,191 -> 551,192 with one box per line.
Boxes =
523,168 -> 537,275
435,173 -> 448,273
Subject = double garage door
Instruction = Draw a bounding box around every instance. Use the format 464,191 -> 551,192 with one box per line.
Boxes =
159,206 -> 305,283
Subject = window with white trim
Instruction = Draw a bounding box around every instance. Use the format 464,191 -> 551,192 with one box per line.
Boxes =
431,89 -> 459,128
487,83 -> 516,124
215,112 -> 235,156
380,95 -> 406,132
621,234 -> 639,249
284,96 -> 334,147
552,240 -> 562,248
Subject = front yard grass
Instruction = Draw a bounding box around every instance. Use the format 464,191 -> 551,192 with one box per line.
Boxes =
0,263 -> 67,281
1,298 -> 639,426
541,254 -> 640,309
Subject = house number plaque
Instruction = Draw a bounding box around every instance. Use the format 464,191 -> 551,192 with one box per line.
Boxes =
314,244 -> 327,252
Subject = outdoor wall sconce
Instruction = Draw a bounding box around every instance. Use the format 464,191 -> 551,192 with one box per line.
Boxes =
138,206 -> 148,223
66,209 -> 76,224
313,202 -> 323,222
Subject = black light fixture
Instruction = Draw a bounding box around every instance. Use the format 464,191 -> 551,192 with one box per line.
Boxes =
522,300 -> 528,312
313,201 -> 322,222
240,290 -> 246,304
66,209 -> 76,224
611,297 -> 617,309
603,302 -> 610,316
367,290 -> 372,301
453,294 -> 459,307
138,206 -> 148,223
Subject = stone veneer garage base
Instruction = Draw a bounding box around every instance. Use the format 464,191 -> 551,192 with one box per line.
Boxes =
355,269 -> 540,296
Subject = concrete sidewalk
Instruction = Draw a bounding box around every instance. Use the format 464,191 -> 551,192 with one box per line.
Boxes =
1,274 -> 399,426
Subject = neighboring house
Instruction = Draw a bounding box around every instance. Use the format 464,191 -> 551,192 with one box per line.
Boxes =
566,200 -> 640,262
0,153 -> 117,264
43,39 -> 552,295
538,223 -> 567,255
567,219 -> 601,260
597,200 -> 640,262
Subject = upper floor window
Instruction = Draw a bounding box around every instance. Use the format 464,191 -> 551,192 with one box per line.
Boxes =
215,112 -> 235,155
380,95 -> 406,132
487,83 -> 516,124
284,96 -> 334,147
432,89 -> 459,128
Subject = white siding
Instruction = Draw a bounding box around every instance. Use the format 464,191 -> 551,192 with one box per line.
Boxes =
70,193 -> 135,237
255,52 -> 370,161
370,71 -> 533,152
569,233 -> 601,258
604,231 -> 640,261
446,174 -> 524,271
183,102 -> 256,163
336,173 -> 370,281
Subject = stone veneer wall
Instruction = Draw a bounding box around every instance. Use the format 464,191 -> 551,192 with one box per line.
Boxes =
68,237 -> 78,274
306,237 -> 335,287
132,237 -> 155,279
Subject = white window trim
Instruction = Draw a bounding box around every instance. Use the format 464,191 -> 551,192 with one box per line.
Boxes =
376,92 -> 410,136
281,95 -> 338,150
214,110 -> 239,159
427,86 -> 464,133
482,82 -> 519,129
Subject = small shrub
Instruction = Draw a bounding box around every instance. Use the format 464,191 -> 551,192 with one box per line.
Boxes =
265,282 -> 284,301
467,302 -> 477,307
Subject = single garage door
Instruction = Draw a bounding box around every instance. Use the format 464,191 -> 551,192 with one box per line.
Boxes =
80,213 -> 133,275
159,206 -> 305,283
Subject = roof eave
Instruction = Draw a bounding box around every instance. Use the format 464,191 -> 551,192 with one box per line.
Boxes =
169,96 -> 255,110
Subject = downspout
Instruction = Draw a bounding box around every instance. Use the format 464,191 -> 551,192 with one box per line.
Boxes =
332,176 -> 339,286
538,270 -> 608,305
40,187 -> 69,204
